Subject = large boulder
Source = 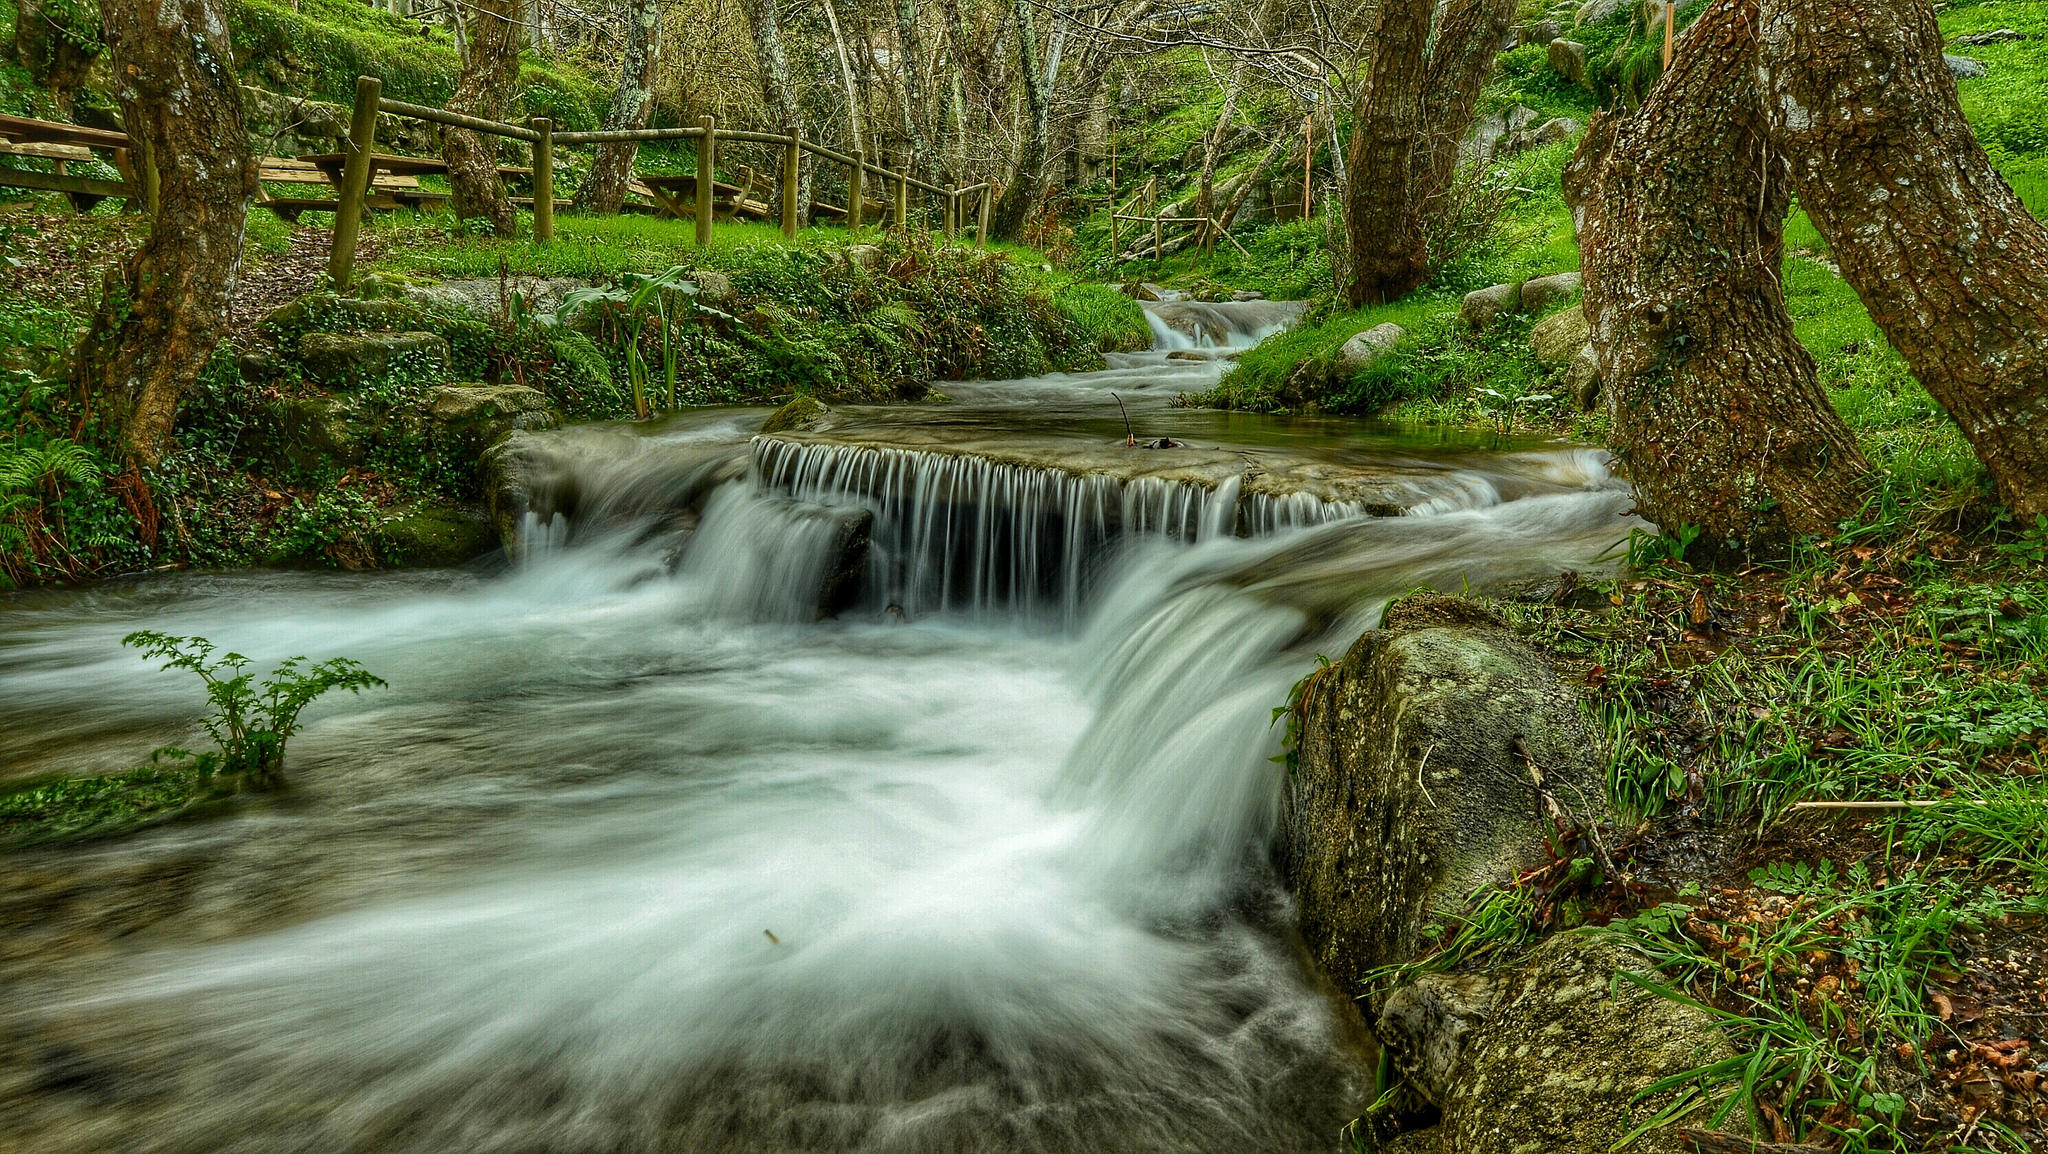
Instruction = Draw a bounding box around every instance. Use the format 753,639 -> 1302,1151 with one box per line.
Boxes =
1548,39 -> 1589,87
1386,935 -> 1728,1154
1459,283 -> 1522,331
1518,271 -> 1582,314
1334,323 -> 1407,379
425,384 -> 557,459
373,501 -> 497,567
297,331 -> 449,389
1530,304 -> 1592,365
1279,595 -> 1610,989
1565,342 -> 1603,411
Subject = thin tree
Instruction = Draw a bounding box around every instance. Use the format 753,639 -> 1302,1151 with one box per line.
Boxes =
1339,0 -> 1514,306
445,0 -> 520,236
580,0 -> 663,215
1563,0 -> 1869,556
893,0 -> 934,180
1758,0 -> 2048,518
75,0 -> 257,467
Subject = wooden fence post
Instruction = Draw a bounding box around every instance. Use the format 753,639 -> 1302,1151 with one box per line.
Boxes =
780,124 -> 801,239
530,116 -> 553,243
848,150 -> 864,229
944,188 -> 957,242
695,114 -> 716,246
328,74 -> 383,291
977,187 -> 991,246
892,171 -> 908,230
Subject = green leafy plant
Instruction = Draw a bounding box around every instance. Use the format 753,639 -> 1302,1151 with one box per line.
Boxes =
123,631 -> 387,791
560,266 -> 704,416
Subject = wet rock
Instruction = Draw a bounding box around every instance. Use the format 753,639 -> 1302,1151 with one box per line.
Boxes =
1566,342 -> 1603,411
762,395 -> 830,434
426,384 -> 557,458
1279,594 -> 1610,989
1376,972 -> 1500,1107
1334,323 -> 1407,378
1518,271 -> 1582,314
1404,935 -> 1729,1153
1166,349 -> 1219,362
1149,299 -> 1308,344
818,506 -> 872,618
297,331 -> 449,389
1548,39 -> 1589,87
1531,304 -> 1591,365
1230,290 -> 1267,302
373,501 -> 497,567
1459,283 -> 1522,331
1946,54 -> 1987,80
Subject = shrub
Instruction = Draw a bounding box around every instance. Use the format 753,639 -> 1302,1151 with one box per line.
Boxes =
123,631 -> 386,791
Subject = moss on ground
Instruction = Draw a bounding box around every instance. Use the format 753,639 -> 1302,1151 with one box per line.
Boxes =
0,762 -> 215,849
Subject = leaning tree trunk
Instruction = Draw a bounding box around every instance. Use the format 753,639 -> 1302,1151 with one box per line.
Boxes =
445,0 -> 519,236
1562,0 -> 1869,557
76,0 -> 256,468
1194,62 -> 1246,243
989,0 -> 1051,240
892,0 -> 934,181
580,0 -> 661,215
1758,0 -> 2048,518
1340,0 -> 1513,306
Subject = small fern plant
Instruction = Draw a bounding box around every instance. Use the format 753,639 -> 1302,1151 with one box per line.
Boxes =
123,632 -> 387,791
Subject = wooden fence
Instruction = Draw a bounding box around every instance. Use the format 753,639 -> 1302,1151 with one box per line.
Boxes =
329,75 -> 994,290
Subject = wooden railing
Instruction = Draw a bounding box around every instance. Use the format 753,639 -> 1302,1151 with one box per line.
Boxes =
330,75 -> 994,290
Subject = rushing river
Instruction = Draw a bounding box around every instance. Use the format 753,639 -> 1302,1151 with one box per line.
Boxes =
0,301 -> 1641,1153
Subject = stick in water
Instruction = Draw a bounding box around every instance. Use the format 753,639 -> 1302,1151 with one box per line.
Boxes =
1112,391 -> 1137,446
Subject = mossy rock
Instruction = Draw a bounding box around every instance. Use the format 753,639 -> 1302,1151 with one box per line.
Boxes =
1530,304 -> 1592,366
761,395 -> 830,434
297,331 -> 451,389
374,501 -> 497,567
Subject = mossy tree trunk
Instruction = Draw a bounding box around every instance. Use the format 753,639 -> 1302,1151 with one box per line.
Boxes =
14,0 -> 100,113
1563,0 -> 1869,558
1339,0 -> 1514,306
580,0 -> 662,216
444,0 -> 519,237
746,0 -> 810,222
989,0 -> 1051,240
76,0 -> 257,468
1758,0 -> 2048,518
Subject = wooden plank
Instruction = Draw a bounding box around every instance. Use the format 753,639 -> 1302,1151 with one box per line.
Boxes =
0,113 -> 129,150
0,141 -> 93,163
0,166 -> 132,199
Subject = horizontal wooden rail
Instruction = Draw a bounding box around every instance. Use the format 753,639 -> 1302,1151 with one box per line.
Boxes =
552,125 -> 706,146
377,97 -> 541,143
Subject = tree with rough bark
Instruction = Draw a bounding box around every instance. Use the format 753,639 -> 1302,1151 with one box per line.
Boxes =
746,0 -> 811,219
75,0 -> 257,468
581,0 -> 663,215
13,0 -> 100,113
1757,0 -> 2048,518
1563,0 -> 1869,556
445,0 -> 520,236
989,0 -> 1051,239
1340,0 -> 1514,306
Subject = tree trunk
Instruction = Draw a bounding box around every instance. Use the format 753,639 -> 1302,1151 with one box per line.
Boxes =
746,0 -> 810,222
14,0 -> 100,114
1562,0 -> 1869,557
821,0 -> 866,159
76,0 -> 256,468
1339,0 -> 1514,306
580,0 -> 661,215
1757,0 -> 2048,518
989,0 -> 1050,239
445,0 -> 519,237
1194,61 -> 1246,242
893,0 -> 933,181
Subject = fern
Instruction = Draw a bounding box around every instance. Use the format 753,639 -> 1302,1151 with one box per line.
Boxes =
0,436 -> 104,493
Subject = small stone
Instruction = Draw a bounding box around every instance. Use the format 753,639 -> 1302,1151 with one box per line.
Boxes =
1460,283 -> 1522,331
1946,54 -> 1987,80
1519,271 -> 1582,314
692,269 -> 734,303
1334,322 -> 1407,378
844,244 -> 886,272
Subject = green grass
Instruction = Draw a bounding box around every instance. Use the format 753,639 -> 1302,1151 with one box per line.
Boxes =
0,761 -> 212,848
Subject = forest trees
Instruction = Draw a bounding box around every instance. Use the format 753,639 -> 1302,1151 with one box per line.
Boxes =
581,0 -> 664,215
445,0 -> 520,236
75,0 -> 256,467
1564,0 -> 1869,555
1340,0 -> 1514,306
1757,0 -> 2048,518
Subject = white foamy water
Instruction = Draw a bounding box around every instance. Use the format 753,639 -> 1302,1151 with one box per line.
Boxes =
0,300 -> 1642,1153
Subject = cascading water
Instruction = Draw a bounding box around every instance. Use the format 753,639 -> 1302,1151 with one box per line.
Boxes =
0,299 -> 1643,1154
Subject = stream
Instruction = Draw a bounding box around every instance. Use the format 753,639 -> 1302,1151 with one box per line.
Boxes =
0,300 -> 1643,1153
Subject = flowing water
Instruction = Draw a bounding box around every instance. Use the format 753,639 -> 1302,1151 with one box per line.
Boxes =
0,302 -> 1643,1153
